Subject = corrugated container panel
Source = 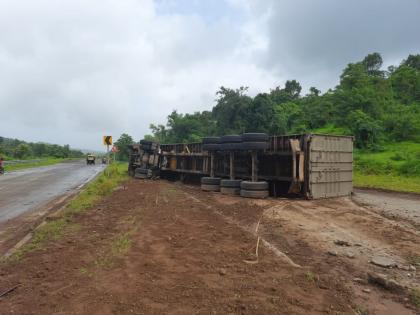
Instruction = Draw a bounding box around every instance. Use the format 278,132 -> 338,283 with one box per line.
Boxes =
308,135 -> 353,198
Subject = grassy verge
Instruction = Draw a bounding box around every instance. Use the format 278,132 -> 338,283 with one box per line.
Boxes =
354,141 -> 420,194
7,162 -> 128,261
4,158 -> 80,172
354,172 -> 420,193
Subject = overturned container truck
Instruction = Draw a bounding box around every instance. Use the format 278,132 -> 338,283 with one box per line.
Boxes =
129,133 -> 353,199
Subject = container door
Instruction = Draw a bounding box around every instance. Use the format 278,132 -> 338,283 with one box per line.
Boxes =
308,135 -> 353,198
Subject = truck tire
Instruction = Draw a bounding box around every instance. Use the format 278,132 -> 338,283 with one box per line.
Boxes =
240,181 -> 268,191
240,189 -> 269,199
203,144 -> 220,151
201,184 -> 220,192
135,168 -> 148,175
239,142 -> 268,150
220,187 -> 240,195
220,135 -> 242,143
241,133 -> 269,142
220,179 -> 242,188
135,173 -> 148,179
202,137 -> 220,144
201,177 -> 221,185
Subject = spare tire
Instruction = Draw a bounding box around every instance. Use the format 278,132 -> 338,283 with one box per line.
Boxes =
140,140 -> 157,146
202,137 -> 220,144
203,144 -> 220,151
239,142 -> 269,151
220,135 -> 242,143
240,189 -> 269,199
220,179 -> 242,188
201,184 -> 220,192
240,181 -> 269,191
201,177 -> 221,185
242,133 -> 269,142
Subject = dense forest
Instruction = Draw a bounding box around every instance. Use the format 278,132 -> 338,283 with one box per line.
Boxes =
0,136 -> 84,159
145,53 -> 420,150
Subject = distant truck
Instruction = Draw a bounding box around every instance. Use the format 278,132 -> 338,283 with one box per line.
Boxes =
86,154 -> 96,165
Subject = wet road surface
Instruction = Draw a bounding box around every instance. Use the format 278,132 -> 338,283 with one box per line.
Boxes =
0,160 -> 105,223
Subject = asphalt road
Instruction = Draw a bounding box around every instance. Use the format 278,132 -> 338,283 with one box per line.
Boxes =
0,160 -> 105,223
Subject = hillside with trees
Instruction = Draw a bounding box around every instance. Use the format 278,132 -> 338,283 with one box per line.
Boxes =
0,136 -> 84,160
145,53 -> 420,148
145,53 -> 420,192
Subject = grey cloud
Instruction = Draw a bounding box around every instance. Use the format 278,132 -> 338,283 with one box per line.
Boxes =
259,0 -> 420,90
0,0 -> 273,150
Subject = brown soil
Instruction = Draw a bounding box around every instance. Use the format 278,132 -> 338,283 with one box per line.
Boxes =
1,180 -> 419,315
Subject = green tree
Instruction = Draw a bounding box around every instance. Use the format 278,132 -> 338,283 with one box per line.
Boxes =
362,52 -> 384,76
348,110 -> 383,148
14,143 -> 31,159
390,65 -> 420,104
403,54 -> 420,71
284,80 -> 302,99
114,133 -> 134,161
245,93 -> 276,133
212,86 -> 252,134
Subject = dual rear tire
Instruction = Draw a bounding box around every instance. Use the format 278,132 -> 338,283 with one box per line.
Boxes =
134,168 -> 148,179
240,181 -> 269,198
201,177 -> 221,191
220,179 -> 242,195
201,178 -> 269,198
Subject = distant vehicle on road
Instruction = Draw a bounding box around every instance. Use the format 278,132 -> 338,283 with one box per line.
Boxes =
0,156 -> 4,175
86,154 -> 96,165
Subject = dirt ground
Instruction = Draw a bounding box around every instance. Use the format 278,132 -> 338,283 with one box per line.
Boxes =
1,179 -> 419,315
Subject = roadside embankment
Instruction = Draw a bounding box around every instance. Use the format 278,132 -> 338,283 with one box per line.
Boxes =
354,141 -> 420,194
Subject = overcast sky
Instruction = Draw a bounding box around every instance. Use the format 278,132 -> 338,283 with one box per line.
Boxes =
0,0 -> 419,151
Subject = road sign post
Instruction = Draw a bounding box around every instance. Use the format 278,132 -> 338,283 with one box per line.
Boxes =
111,145 -> 119,163
103,136 -> 113,166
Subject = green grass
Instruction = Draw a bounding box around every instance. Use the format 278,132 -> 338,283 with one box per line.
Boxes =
67,162 -> 128,214
94,231 -> 134,268
111,232 -> 132,256
304,271 -> 319,284
352,304 -> 372,315
354,173 -> 420,193
354,141 -> 420,193
409,288 -> 420,309
4,158 -> 79,172
7,163 -> 128,261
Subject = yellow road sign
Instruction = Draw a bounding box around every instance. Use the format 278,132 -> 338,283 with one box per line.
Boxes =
103,136 -> 112,146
